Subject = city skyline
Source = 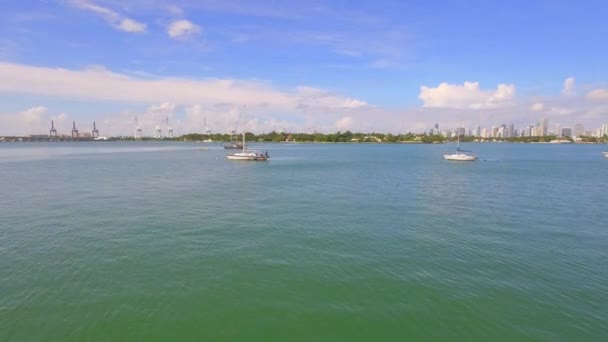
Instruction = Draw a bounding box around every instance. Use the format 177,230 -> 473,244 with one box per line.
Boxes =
1,1 -> 608,135
5,117 -> 607,140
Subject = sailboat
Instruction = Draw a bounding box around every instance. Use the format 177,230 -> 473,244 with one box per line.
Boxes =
223,114 -> 245,149
443,125 -> 478,161
603,151 -> 608,158
226,114 -> 269,161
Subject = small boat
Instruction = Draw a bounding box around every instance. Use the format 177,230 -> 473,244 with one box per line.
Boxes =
444,123 -> 478,161
226,151 -> 269,161
443,153 -> 478,161
603,152 -> 608,158
226,111 -> 269,161
223,141 -> 245,149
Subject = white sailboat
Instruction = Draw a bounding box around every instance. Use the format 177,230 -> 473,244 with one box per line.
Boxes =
603,151 -> 608,158
226,113 -> 269,161
444,124 -> 478,161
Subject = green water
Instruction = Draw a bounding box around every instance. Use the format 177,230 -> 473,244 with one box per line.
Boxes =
1,142 -> 607,341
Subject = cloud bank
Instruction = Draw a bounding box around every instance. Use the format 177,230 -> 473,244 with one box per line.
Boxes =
0,62 -> 368,112
419,82 -> 515,109
1,64 -> 606,136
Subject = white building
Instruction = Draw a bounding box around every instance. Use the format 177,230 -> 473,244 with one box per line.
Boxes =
481,128 -> 488,138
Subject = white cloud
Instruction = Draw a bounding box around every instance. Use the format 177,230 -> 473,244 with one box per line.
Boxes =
334,117 -> 353,131
3,63 -> 607,136
22,106 -> 47,123
295,86 -> 368,109
586,88 -> 608,100
118,18 -> 147,33
168,20 -> 201,39
53,112 -> 68,123
70,0 -> 146,33
419,81 -> 515,109
0,62 -> 368,127
167,5 -> 183,15
0,62 -> 290,107
529,102 -> 545,112
562,77 -> 575,95
0,106 -> 67,136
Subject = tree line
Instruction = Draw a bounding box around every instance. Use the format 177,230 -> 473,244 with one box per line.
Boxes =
112,131 -> 607,144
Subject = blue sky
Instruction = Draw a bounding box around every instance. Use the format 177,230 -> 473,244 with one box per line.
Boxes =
1,0 -> 607,135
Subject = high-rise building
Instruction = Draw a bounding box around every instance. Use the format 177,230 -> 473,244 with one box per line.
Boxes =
473,125 -> 481,137
497,127 -> 506,138
561,127 -> 572,137
540,118 -> 549,136
507,123 -> 514,138
574,124 -> 584,137
481,128 -> 488,138
531,126 -> 539,137
491,126 -> 498,138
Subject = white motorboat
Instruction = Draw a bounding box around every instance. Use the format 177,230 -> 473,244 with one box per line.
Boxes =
603,151 -> 608,158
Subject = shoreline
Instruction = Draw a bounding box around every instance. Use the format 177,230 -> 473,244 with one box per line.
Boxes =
1,139 -> 607,145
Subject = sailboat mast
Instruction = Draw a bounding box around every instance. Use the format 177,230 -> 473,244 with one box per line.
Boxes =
457,121 -> 461,149
242,111 -> 246,153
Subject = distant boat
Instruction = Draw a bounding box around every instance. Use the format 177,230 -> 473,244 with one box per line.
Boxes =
603,151 -> 608,158
202,138 -> 213,143
549,139 -> 573,144
444,124 -> 478,161
226,112 -> 269,161
223,141 -> 245,149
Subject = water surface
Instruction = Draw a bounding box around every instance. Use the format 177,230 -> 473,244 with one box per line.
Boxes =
1,142 -> 607,341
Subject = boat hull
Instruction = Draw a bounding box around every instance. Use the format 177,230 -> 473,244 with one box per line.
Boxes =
603,152 -> 608,158
223,144 -> 244,149
443,154 -> 478,161
226,152 -> 268,161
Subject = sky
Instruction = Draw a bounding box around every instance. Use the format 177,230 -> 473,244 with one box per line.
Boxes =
1,0 -> 607,136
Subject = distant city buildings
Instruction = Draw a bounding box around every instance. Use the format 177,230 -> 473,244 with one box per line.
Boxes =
540,118 -> 549,136
429,123 -> 441,136
574,124 -> 584,137
429,120 -> 608,139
